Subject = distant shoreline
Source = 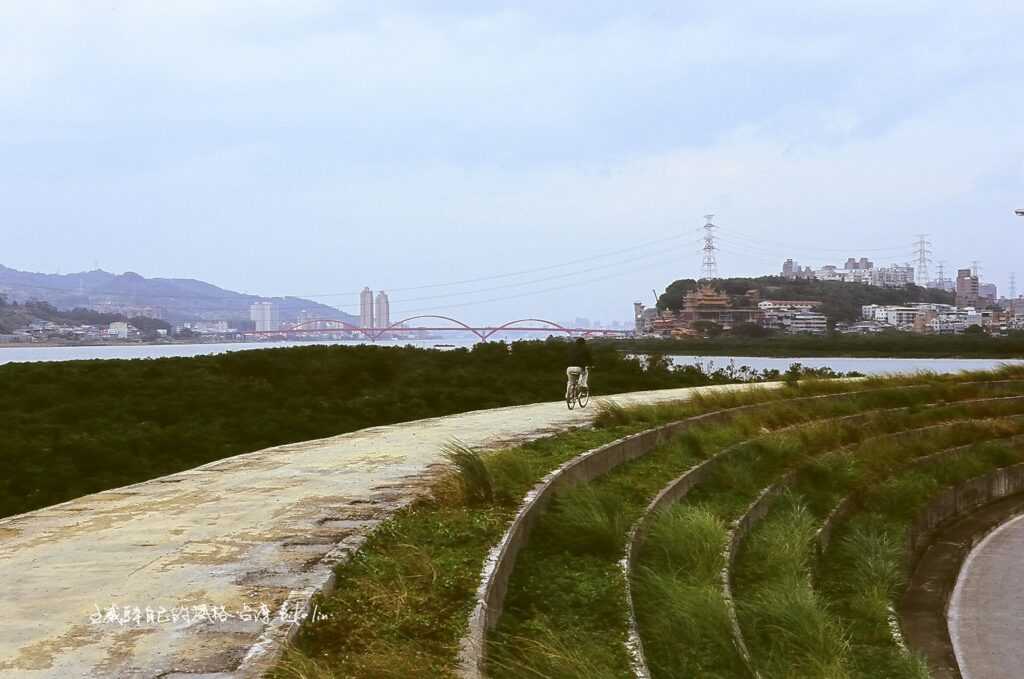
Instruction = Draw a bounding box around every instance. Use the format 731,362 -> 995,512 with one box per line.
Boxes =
610,336 -> 1024,360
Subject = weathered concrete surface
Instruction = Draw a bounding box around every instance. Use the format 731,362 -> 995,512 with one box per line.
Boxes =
902,494 -> 1024,679
949,509 -> 1024,679
0,382 -> 772,678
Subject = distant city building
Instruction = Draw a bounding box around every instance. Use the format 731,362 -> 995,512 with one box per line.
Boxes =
844,257 -> 874,270
757,300 -> 820,312
860,302 -> 998,334
249,301 -> 280,332
758,301 -> 825,333
781,259 -> 815,280
192,320 -> 229,334
979,283 -> 998,303
108,321 -> 129,339
360,287 -> 374,329
956,269 -> 980,307
782,258 -> 914,289
787,311 -> 828,334
374,291 -> 390,329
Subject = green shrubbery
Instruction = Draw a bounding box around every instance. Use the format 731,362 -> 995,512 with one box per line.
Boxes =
0,339 -> 766,518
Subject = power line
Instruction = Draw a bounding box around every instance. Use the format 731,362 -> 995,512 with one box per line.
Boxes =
385,248 -> 692,317
719,225 -> 908,254
302,230 -> 703,298
327,238 -> 705,310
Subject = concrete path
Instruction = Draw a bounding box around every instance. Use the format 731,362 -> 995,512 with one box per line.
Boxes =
949,512 -> 1024,679
0,382 -> 770,678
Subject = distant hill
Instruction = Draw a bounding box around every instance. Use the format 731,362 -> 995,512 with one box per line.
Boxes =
657,276 -> 956,323
0,264 -> 357,323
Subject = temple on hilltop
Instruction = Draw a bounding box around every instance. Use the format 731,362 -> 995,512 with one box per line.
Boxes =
649,284 -> 761,336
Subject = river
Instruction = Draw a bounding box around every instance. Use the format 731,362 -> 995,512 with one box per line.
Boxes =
0,340 -> 1020,376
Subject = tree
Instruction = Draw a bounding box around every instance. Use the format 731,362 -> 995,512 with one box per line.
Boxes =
730,322 -> 771,338
964,324 -> 986,335
692,321 -> 724,338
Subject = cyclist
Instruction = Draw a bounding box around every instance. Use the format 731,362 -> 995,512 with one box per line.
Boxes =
565,337 -> 593,399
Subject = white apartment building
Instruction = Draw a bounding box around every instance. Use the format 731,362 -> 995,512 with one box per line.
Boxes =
883,306 -> 919,329
787,311 -> 828,334
757,300 -> 819,312
108,321 -> 130,339
249,302 -> 279,332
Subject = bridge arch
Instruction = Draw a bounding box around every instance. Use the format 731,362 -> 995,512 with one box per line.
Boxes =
378,315 -> 488,340
480,318 -> 573,340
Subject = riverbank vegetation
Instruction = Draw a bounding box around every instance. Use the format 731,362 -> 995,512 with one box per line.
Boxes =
0,339 -> 798,518
614,332 -> 1024,358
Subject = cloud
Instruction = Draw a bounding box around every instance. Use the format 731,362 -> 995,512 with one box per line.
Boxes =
0,2 -> 1022,321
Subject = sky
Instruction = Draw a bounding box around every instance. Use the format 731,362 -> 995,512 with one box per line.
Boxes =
2,1 -> 1023,325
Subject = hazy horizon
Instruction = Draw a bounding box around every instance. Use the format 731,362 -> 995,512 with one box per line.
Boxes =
2,2 -> 1022,324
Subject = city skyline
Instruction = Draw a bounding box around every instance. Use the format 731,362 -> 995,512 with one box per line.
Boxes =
1,3 -> 1021,324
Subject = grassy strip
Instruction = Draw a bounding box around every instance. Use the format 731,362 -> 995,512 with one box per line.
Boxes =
273,371 -> 1024,678
634,390 -> 1024,678
817,439 -> 1024,679
275,380 -> 867,678
275,427 -> 629,679
732,418 -> 1024,679
486,423 -> 738,678
488,379 -> 1024,677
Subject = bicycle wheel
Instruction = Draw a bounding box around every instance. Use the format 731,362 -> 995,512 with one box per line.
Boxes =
566,388 -> 576,410
577,387 -> 590,409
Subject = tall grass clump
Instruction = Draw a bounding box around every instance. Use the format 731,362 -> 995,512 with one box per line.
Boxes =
443,440 -> 495,506
634,505 -> 745,677
555,486 -> 630,556
734,494 -> 850,679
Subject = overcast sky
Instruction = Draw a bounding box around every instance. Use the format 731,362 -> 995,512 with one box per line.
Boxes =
2,1 -> 1022,324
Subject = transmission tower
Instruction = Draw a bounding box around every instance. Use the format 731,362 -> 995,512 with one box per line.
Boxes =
936,261 -> 946,291
700,215 -> 718,280
971,260 -> 982,280
1011,273 -> 1017,316
913,234 -> 932,286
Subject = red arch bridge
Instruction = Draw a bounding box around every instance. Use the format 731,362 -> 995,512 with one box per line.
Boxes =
244,316 -> 631,341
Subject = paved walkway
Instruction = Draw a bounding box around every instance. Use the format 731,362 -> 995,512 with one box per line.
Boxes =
949,512 -> 1024,679
0,382 -> 770,678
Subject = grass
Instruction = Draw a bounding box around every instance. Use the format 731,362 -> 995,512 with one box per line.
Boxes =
277,375 -> 881,678
728,423 -> 1024,679
817,438 -> 1024,679
634,386 -> 1024,678
492,377 -> 1024,678
278,427 -> 627,679
272,367 -> 1024,678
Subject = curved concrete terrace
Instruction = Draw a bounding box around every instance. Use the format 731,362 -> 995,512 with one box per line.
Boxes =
0,382 -> 775,678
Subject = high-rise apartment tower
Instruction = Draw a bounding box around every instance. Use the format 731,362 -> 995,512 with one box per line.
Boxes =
375,291 -> 390,329
360,287 -> 374,329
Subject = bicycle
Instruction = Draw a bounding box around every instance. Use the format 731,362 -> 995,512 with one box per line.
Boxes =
566,368 -> 590,410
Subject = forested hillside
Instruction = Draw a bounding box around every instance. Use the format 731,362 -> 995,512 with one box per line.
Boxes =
658,276 -> 955,322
